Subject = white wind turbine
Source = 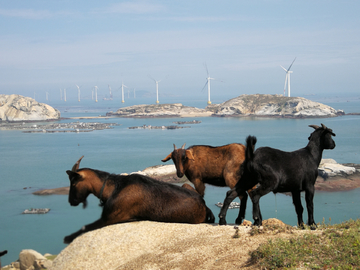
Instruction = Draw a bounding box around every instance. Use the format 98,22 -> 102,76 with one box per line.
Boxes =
64,88 -> 67,102
94,86 -> 98,102
76,85 -> 81,102
121,82 -> 128,103
149,76 -> 161,104
202,63 -> 214,105
280,57 -> 296,97
108,85 -> 113,100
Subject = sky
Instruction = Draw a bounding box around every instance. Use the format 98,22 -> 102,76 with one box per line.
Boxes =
0,0 -> 359,104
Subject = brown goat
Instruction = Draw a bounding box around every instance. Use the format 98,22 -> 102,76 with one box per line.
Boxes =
64,156 -> 215,244
162,143 -> 249,224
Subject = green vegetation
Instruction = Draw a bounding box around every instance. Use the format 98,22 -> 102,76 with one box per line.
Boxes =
249,219 -> 360,269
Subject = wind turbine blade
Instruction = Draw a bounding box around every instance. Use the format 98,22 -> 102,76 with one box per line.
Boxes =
203,62 -> 209,77
148,74 -> 156,82
280,65 -> 288,72
201,81 -> 208,92
287,57 -> 296,71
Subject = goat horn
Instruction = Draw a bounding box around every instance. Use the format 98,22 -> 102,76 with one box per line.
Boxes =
309,125 -> 320,130
71,156 -> 84,172
173,144 -> 177,150
181,143 -> 186,149
321,123 -> 327,130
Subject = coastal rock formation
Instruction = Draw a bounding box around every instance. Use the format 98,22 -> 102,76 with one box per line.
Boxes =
106,103 -> 212,118
0,94 -> 60,121
211,94 -> 344,118
51,220 -> 293,270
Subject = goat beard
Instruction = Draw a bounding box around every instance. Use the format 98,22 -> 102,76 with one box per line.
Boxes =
82,199 -> 88,209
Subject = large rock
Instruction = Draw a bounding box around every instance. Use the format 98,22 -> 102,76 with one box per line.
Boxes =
211,94 -> 343,118
319,159 -> 357,178
0,94 -> 60,121
18,249 -> 52,270
53,221 -> 275,269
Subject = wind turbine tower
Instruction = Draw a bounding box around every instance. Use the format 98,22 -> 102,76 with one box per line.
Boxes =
203,64 -> 214,105
280,57 -> 296,97
108,85 -> 113,100
94,86 -> 98,102
76,85 -> 81,102
121,82 -> 128,103
64,89 -> 67,102
149,76 -> 161,104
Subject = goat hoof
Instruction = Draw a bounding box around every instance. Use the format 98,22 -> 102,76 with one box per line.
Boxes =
310,224 -> 317,230
235,218 -> 243,225
64,236 -> 73,244
219,219 -> 227,226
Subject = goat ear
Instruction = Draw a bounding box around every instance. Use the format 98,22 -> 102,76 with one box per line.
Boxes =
66,170 -> 81,182
185,150 -> 195,160
161,153 -> 172,162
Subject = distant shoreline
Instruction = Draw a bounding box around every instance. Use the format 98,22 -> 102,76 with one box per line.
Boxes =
33,165 -> 360,196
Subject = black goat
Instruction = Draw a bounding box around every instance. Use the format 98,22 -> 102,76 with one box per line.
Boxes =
64,156 -> 215,244
219,124 -> 336,229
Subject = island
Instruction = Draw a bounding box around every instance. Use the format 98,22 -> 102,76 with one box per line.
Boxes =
0,94 -> 60,121
106,94 -> 345,118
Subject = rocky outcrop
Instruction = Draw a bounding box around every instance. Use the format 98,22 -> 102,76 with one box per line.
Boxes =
3,249 -> 53,270
51,220 -> 295,270
106,103 -> 212,118
0,94 -> 60,121
211,94 -> 344,118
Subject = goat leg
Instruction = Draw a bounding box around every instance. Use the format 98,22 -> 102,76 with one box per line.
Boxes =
235,191 -> 248,225
64,218 -> 106,244
218,188 -> 239,225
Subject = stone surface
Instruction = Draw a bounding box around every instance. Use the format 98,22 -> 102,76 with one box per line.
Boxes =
0,94 -> 60,121
318,159 -> 357,178
211,94 -> 343,118
52,220 -> 296,270
18,249 -> 49,270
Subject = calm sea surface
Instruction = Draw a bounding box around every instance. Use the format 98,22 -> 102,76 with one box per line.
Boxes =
1,95 -> 360,265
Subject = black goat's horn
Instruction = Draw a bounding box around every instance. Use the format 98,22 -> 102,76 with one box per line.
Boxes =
173,144 -> 177,150
181,143 -> 186,149
321,123 -> 327,130
309,125 -> 320,130
71,156 -> 84,172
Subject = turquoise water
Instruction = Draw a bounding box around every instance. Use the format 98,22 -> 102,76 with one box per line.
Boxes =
1,97 -> 360,265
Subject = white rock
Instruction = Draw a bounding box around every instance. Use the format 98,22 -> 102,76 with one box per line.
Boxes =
0,94 -> 60,121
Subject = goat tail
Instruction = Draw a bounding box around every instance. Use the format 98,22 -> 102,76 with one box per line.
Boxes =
245,135 -> 257,162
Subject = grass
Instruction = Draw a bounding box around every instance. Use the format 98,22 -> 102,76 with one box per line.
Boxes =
249,219 -> 360,269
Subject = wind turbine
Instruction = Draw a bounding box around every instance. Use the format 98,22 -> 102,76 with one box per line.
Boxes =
202,63 -> 214,105
121,82 -> 128,103
108,85 -> 113,100
76,85 -> 81,102
64,88 -> 67,102
149,76 -> 161,104
280,57 -> 296,97
94,86 -> 98,102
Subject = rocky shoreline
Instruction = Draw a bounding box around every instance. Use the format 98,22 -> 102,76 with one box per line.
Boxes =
32,160 -> 360,196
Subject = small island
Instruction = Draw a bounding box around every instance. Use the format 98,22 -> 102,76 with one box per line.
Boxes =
107,94 -> 345,119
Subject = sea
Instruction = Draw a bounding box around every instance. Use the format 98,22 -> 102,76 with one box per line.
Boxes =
1,94 -> 360,266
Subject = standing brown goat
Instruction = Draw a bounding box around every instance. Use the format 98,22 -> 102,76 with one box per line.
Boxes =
162,143 -> 249,224
64,156 -> 215,244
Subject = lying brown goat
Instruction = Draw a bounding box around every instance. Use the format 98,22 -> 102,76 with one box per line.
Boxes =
64,156 -> 215,243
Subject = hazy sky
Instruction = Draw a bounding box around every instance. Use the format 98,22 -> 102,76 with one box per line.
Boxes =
0,0 -> 359,103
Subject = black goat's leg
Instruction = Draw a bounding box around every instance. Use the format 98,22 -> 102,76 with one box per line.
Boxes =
250,185 -> 273,226
291,191 -> 304,229
305,187 -> 316,229
235,191 -> 248,225
64,218 -> 106,244
218,188 -> 239,225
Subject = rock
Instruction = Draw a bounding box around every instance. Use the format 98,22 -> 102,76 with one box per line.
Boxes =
18,249 -> 52,270
0,94 -> 60,121
319,159 -> 357,179
262,218 -> 286,227
106,103 -> 212,118
211,94 -> 343,118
